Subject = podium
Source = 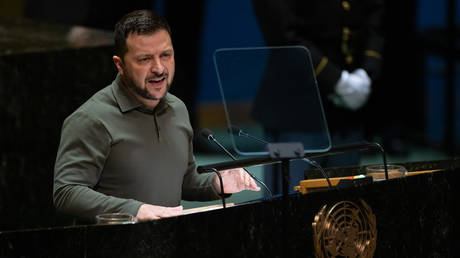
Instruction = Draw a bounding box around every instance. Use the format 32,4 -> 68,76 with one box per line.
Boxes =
1,158 -> 459,257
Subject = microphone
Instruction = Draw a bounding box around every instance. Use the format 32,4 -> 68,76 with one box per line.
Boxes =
199,128 -> 273,199
200,128 -> 237,160
229,125 -> 268,145
199,128 -> 214,140
228,125 -> 332,188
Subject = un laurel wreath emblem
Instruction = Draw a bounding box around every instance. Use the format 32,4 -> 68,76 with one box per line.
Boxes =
312,199 -> 377,258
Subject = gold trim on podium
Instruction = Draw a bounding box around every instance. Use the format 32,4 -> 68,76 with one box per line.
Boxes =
295,170 -> 440,194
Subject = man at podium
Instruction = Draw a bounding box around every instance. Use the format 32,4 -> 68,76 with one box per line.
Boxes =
53,9 -> 260,222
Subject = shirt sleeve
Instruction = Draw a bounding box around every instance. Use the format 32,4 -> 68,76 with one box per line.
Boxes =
53,109 -> 143,219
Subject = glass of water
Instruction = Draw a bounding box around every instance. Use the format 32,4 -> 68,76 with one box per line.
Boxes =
366,164 -> 408,181
95,213 -> 136,225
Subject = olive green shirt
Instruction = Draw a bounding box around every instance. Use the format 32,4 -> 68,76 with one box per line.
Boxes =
53,74 -> 219,219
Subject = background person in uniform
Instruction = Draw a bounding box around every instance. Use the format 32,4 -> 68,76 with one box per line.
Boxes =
251,0 -> 384,191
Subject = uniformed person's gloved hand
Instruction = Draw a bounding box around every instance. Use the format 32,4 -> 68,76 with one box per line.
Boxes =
330,68 -> 371,110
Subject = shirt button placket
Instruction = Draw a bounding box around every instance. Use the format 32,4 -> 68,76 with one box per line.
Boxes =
153,113 -> 161,142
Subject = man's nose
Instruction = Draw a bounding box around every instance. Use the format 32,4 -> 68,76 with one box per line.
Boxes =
150,58 -> 165,74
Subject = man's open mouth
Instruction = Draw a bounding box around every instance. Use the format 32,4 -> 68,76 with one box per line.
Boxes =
148,77 -> 166,84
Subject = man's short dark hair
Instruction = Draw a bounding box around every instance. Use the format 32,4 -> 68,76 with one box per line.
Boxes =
114,9 -> 171,59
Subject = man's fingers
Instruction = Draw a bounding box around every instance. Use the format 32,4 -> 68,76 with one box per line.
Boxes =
249,178 -> 261,191
137,204 -> 183,221
242,171 -> 250,188
217,168 -> 261,193
159,206 -> 183,218
241,170 -> 260,191
246,175 -> 260,191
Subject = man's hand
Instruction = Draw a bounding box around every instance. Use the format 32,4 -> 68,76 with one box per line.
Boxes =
213,168 -> 261,194
136,204 -> 183,221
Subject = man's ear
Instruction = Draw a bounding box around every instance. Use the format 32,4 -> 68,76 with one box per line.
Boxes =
113,55 -> 124,75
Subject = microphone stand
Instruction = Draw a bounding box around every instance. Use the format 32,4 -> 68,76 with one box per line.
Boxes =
303,158 -> 332,188
231,126 -> 332,188
213,168 -> 226,208
200,167 -> 226,208
265,142 -> 304,258
208,135 -> 274,200
209,136 -> 235,161
199,141 -> 389,180
266,142 -> 305,199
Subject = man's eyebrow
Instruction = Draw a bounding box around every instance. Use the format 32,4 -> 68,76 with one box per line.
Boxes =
136,54 -> 153,58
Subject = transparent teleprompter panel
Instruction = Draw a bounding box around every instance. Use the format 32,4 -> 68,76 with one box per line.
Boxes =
213,46 -> 331,156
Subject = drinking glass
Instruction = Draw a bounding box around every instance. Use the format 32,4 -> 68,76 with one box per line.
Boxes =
95,213 -> 136,225
366,164 -> 408,181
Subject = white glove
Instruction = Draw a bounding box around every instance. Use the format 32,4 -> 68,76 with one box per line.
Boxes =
352,68 -> 371,95
331,68 -> 371,111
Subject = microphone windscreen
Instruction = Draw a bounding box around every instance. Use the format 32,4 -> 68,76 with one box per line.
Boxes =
199,128 -> 213,140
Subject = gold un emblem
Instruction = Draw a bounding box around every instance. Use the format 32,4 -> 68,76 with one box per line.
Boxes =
312,200 -> 377,258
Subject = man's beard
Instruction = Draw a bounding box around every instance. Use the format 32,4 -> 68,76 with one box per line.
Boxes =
124,73 -> 171,101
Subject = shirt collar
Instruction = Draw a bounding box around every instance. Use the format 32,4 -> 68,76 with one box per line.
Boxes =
112,73 -> 173,114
